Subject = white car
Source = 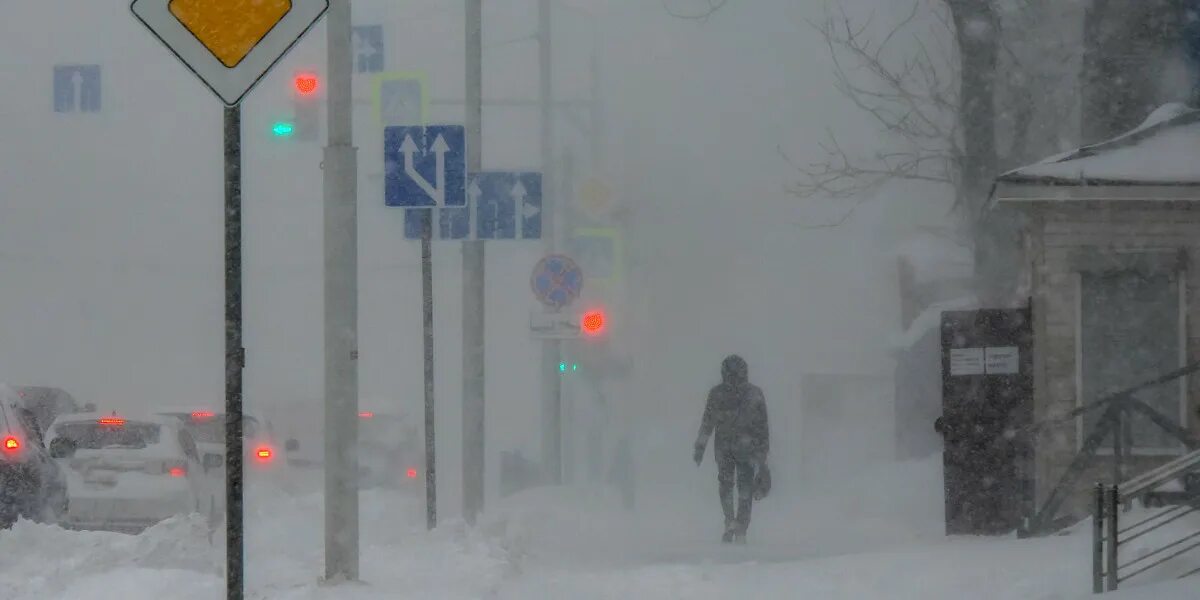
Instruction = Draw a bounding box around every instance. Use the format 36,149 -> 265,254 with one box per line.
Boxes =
157,408 -> 293,509
45,412 -> 218,532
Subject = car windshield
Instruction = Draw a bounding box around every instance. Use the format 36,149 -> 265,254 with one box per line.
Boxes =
55,421 -> 161,450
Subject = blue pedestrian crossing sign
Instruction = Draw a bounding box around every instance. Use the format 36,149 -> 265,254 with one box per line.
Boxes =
401,171 -> 542,241
53,65 -> 101,113
385,125 -> 466,208
374,72 -> 427,126
352,25 -> 384,73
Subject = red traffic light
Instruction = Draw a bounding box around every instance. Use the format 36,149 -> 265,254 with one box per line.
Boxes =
581,310 -> 606,336
293,72 -> 320,96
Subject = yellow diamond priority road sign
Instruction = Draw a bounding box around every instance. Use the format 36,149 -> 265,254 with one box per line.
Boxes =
131,0 -> 329,106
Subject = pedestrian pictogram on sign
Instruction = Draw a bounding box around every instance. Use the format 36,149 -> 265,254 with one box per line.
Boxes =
131,0 -> 329,106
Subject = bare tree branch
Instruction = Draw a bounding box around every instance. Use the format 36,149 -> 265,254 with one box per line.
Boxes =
792,1 -> 961,205
662,0 -> 727,21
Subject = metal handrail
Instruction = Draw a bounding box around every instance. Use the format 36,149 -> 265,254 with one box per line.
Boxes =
1095,483 -> 1200,593
1120,505 -> 1199,545
1119,534 -> 1200,583
1119,503 -> 1189,536
1120,449 -> 1200,500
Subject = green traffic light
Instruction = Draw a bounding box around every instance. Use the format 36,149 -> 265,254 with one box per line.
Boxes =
272,121 -> 295,137
572,363 -> 579,371
559,362 -> 567,373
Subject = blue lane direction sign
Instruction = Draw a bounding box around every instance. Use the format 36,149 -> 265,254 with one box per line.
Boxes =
475,172 -> 542,240
352,25 -> 384,73
400,171 -> 542,241
385,125 -> 466,208
531,254 -> 584,309
53,65 -> 101,113
475,171 -> 542,238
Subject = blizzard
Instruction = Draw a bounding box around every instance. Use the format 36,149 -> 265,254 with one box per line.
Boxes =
2,459 -> 1194,599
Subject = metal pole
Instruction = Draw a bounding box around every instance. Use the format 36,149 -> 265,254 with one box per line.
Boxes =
538,0 -> 563,485
1113,408 -> 1123,487
422,210 -> 437,530
223,104 -> 245,600
1107,486 -> 1120,591
323,0 -> 359,581
462,0 -> 486,526
1093,483 -> 1104,594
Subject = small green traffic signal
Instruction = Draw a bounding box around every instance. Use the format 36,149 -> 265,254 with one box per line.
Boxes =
271,121 -> 295,137
558,362 -> 579,373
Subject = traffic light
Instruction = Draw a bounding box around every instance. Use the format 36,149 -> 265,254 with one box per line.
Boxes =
581,310 -> 606,337
271,120 -> 295,138
291,70 -> 321,141
293,71 -> 320,96
558,361 -> 579,374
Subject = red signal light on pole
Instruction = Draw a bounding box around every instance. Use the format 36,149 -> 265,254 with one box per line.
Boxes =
581,310 -> 606,336
293,71 -> 320,96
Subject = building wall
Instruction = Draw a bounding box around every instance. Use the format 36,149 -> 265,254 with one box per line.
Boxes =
1026,202 -> 1200,517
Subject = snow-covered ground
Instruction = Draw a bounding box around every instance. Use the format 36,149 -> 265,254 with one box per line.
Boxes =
3,460 -> 1198,599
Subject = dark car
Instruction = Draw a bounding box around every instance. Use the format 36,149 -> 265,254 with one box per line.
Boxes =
0,388 -> 68,528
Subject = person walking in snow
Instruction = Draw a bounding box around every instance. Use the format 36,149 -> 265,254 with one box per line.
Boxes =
693,354 -> 770,544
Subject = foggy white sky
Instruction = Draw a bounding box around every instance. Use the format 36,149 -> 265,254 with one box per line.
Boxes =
0,0 -> 954,515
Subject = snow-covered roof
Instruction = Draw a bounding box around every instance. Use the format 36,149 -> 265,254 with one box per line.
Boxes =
889,295 -> 978,352
997,103 -> 1200,186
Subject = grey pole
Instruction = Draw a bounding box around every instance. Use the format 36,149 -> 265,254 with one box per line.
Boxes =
422,209 -> 437,530
1106,486 -> 1120,591
538,0 -> 563,485
1093,483 -> 1104,593
323,0 -> 360,581
462,0 -> 486,525
223,104 -> 245,600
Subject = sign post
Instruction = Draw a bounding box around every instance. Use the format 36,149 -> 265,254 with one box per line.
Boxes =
129,2 -> 329,597
383,124 -> 466,529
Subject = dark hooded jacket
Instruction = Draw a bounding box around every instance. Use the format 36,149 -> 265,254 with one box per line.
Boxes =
696,355 -> 769,460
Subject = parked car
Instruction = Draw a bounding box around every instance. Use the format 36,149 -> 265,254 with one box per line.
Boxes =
357,410 -> 424,491
0,385 -> 67,529
157,408 -> 293,508
14,386 -> 84,434
45,412 -> 216,532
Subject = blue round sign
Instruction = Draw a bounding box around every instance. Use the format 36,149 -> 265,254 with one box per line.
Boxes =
531,254 -> 583,309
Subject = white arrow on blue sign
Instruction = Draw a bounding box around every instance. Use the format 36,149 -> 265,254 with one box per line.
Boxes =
53,65 -> 101,113
385,125 -> 466,208
401,171 -> 542,241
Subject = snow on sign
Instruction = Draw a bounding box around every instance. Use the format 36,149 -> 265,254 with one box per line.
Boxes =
985,346 -> 1020,375
949,347 -> 984,376
130,0 -> 330,106
384,126 -> 467,207
531,254 -> 583,309
949,347 -> 1020,376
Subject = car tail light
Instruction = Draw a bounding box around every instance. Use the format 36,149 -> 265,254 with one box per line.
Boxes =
168,465 -> 187,478
255,447 -> 273,462
98,417 -> 125,426
191,411 -> 215,421
358,411 -> 374,419
2,436 -> 19,453
406,467 -> 418,479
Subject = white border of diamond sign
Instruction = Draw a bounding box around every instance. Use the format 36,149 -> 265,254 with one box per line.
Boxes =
131,0 -> 330,106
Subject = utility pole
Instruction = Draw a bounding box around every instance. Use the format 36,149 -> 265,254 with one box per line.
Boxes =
462,0 -> 486,525
538,0 -> 562,485
222,104 -> 245,600
323,0 -> 359,581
